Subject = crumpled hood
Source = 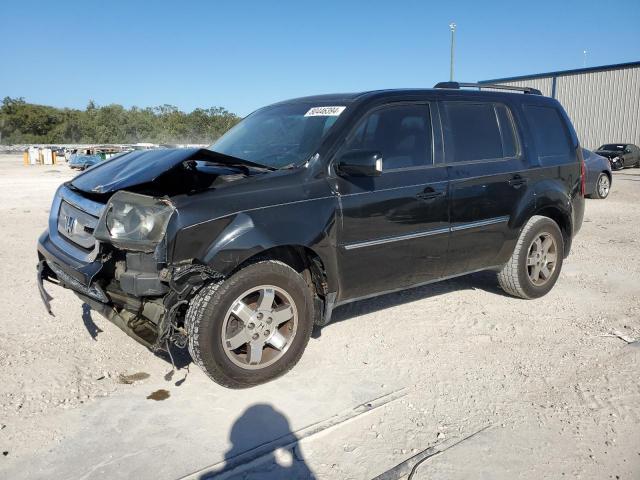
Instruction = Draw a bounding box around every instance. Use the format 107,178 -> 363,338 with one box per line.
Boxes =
594,150 -> 622,159
70,148 -> 252,195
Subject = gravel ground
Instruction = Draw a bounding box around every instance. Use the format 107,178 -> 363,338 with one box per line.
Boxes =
0,154 -> 638,479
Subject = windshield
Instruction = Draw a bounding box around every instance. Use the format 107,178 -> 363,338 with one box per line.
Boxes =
208,102 -> 347,168
598,144 -> 626,151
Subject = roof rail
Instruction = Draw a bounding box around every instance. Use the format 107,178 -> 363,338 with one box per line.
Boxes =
434,81 -> 542,95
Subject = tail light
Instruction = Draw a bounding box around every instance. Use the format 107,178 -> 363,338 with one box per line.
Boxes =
578,147 -> 586,196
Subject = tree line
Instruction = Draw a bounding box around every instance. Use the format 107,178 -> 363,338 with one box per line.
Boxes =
0,97 -> 241,145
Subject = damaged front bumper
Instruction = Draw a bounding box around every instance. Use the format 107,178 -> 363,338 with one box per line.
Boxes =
37,230 -> 109,310
37,229 -> 220,350
37,228 -> 170,349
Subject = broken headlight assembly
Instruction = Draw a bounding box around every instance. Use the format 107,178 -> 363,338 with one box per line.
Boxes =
94,191 -> 175,252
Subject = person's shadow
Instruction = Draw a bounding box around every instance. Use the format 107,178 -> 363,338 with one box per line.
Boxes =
200,404 -> 314,479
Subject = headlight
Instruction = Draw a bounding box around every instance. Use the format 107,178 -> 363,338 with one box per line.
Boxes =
94,191 -> 174,251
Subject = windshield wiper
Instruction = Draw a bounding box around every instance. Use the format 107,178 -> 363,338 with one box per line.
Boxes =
203,149 -> 276,171
276,162 -> 297,170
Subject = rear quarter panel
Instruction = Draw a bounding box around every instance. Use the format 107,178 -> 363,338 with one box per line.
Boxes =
512,95 -> 584,251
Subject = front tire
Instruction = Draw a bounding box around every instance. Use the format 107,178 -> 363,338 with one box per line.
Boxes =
186,260 -> 314,388
497,216 -> 564,299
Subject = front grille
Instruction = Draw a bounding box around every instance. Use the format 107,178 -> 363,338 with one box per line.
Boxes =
57,201 -> 99,250
49,186 -> 106,262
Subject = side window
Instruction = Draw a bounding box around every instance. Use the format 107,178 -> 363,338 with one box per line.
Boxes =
495,104 -> 518,158
344,104 -> 432,170
442,102 -> 511,162
442,101 -> 520,162
524,105 -> 572,159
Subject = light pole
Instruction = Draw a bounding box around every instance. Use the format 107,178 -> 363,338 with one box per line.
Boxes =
583,49 -> 588,68
449,22 -> 457,81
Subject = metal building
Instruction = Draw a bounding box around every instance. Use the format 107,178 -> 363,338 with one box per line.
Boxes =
479,61 -> 640,149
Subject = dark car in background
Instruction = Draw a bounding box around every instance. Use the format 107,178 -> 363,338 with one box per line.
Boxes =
594,143 -> 640,170
37,83 -> 585,388
583,148 -> 612,199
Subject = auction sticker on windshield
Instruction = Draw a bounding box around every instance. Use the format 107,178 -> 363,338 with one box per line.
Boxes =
304,106 -> 346,117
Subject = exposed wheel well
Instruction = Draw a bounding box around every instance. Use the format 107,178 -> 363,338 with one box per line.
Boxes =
533,207 -> 571,256
233,245 -> 328,297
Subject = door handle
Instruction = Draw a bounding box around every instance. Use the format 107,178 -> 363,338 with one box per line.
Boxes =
416,189 -> 444,200
508,175 -> 528,189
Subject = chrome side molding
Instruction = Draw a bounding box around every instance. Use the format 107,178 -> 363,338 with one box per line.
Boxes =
344,216 -> 510,250
450,215 -> 510,232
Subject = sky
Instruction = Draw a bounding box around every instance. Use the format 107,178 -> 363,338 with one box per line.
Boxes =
1,0 -> 639,116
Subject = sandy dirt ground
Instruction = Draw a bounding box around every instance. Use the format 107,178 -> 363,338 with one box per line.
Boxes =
0,153 -> 638,480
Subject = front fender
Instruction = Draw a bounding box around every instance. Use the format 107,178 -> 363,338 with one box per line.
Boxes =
172,197 -> 341,292
202,213 -> 270,271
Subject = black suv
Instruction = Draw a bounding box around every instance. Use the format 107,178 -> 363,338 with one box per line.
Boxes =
37,83 -> 585,388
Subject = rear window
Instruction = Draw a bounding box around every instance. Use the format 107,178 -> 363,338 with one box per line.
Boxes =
442,102 -> 519,163
524,105 -> 572,158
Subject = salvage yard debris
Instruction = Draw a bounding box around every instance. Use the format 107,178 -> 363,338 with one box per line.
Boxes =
602,330 -> 637,344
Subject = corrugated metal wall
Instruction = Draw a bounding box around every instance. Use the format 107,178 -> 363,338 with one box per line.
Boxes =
489,65 -> 640,149
556,67 -> 640,149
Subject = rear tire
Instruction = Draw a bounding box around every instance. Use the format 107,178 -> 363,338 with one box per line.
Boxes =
497,216 -> 564,299
594,173 -> 610,199
186,260 -> 314,388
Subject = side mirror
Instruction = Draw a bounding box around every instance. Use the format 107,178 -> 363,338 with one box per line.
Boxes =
336,150 -> 383,177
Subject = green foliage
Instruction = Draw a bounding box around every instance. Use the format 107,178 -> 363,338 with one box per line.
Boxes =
0,97 -> 241,145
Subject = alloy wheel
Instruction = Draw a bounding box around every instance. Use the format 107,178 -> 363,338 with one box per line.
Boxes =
221,285 -> 298,370
526,232 -> 558,286
598,175 -> 610,198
